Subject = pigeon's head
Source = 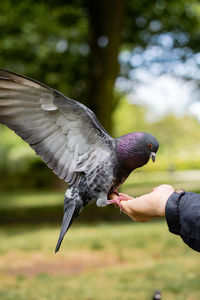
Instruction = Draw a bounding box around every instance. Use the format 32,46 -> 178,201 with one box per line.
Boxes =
116,132 -> 159,172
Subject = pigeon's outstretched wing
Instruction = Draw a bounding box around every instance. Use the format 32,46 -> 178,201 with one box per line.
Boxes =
0,69 -> 113,184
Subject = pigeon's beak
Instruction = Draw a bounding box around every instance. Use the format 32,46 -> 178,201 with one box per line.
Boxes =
150,152 -> 156,163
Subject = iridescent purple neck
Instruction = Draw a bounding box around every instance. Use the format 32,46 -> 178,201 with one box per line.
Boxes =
116,132 -> 150,172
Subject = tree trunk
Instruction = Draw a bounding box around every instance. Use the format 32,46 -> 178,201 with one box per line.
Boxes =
86,0 -> 125,133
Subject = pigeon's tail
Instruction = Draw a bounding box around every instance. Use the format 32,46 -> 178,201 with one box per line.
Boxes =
55,193 -> 81,253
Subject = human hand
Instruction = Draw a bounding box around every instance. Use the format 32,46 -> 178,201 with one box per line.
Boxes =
110,184 -> 175,222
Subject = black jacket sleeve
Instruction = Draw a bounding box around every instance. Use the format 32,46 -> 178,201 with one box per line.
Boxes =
165,190 -> 200,252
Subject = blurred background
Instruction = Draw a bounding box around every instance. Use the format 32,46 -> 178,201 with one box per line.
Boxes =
0,0 -> 200,299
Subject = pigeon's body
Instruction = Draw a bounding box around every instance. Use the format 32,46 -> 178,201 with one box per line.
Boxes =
0,69 -> 159,252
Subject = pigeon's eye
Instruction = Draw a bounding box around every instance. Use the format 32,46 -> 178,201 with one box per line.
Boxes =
148,143 -> 153,149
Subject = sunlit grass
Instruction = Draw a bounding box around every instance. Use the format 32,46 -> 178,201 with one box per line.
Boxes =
0,222 -> 199,300
0,171 -> 200,299
1,170 -> 200,210
0,190 -> 64,209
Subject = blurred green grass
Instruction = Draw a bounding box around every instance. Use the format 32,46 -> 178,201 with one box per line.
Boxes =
0,170 -> 200,299
0,222 -> 199,300
0,170 -> 200,223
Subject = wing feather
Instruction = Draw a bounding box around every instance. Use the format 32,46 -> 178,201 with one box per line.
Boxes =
0,69 -> 113,183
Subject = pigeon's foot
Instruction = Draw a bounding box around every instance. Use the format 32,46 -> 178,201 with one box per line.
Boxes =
108,196 -> 127,212
108,198 -> 123,211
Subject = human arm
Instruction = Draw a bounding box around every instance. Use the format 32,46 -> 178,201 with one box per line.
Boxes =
110,185 -> 200,252
166,189 -> 200,252
110,185 -> 174,222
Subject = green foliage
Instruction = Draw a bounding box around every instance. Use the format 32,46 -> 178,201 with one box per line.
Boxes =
0,0 -> 89,100
125,0 -> 200,51
0,0 -> 200,186
0,124 -> 36,173
113,99 -> 200,171
0,0 -> 200,121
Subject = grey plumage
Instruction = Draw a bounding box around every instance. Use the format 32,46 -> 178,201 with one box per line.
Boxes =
0,69 -> 159,252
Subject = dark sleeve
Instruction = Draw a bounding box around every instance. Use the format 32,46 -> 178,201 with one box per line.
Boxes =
165,191 -> 200,252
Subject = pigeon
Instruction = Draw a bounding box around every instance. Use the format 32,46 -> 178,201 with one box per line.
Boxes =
0,69 -> 159,252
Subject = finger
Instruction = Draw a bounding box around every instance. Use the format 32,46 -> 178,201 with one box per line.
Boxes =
119,199 -> 135,214
118,193 -> 134,200
109,193 -> 119,200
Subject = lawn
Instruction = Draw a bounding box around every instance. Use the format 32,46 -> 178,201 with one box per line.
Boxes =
0,170 -> 200,300
0,222 -> 199,300
1,169 -> 200,224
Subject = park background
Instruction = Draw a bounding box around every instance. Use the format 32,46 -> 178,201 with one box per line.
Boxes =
0,0 -> 200,299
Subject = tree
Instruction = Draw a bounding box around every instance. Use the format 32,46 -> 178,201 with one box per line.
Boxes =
0,0 -> 200,133
85,0 -> 124,132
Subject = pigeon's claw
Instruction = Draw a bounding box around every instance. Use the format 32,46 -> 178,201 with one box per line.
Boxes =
108,194 -> 130,211
108,194 -> 128,211
108,198 -> 123,212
